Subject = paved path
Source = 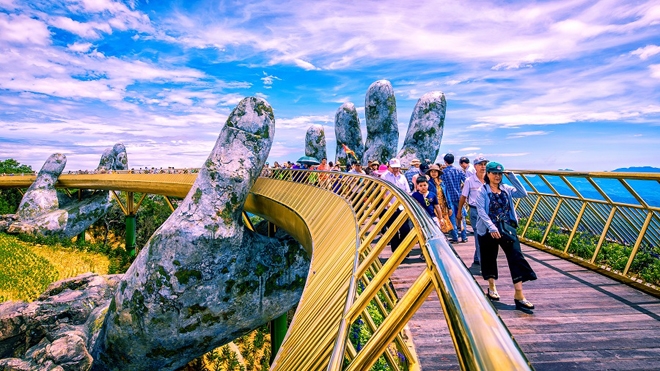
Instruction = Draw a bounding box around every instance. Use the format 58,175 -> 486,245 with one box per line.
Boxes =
385,228 -> 660,370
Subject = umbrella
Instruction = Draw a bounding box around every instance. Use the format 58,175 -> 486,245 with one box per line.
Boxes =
297,156 -> 320,166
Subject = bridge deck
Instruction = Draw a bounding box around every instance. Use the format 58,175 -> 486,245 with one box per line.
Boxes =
385,228 -> 660,371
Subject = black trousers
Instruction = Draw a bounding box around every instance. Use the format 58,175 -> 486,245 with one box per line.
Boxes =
383,208 -> 412,253
478,232 -> 537,284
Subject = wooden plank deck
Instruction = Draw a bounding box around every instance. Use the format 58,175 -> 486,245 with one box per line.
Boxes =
384,227 -> 660,370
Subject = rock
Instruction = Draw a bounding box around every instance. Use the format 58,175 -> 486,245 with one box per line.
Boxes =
97,143 -> 128,171
16,154 -> 66,220
304,125 -> 327,161
334,103 -> 364,167
0,273 -> 121,371
94,97 -> 310,371
363,80 -> 399,165
7,144 -> 127,239
397,91 -> 446,167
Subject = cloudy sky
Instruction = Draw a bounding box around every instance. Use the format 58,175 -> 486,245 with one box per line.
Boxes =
1,0 -> 659,172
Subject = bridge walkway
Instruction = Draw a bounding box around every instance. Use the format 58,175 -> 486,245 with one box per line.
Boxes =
384,227 -> 660,370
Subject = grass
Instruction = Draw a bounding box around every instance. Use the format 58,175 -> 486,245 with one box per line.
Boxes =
0,233 -> 109,302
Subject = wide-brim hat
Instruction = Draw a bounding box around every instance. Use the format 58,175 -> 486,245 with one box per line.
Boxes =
426,164 -> 442,175
375,164 -> 389,176
410,158 -> 421,165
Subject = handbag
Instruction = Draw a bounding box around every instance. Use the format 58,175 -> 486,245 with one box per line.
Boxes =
497,219 -> 518,241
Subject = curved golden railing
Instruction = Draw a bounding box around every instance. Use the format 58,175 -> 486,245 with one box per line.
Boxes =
507,170 -> 660,297
260,169 -> 530,370
0,170 -> 532,370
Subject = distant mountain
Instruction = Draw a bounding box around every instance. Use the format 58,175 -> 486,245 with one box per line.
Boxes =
612,166 -> 660,173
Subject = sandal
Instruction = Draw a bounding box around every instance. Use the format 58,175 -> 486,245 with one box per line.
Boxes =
514,298 -> 534,311
486,288 -> 500,301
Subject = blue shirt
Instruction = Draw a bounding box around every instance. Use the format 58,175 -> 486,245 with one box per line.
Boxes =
412,191 -> 438,218
440,165 -> 465,204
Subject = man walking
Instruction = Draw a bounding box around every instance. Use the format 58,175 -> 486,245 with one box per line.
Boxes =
457,156 -> 488,264
381,158 -> 412,252
441,153 -> 467,243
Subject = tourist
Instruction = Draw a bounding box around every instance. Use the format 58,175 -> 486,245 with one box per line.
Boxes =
425,164 -> 453,234
411,175 -> 446,232
474,161 -> 536,312
457,156 -> 488,265
316,158 -> 331,171
381,158 -> 412,253
411,163 -> 430,191
441,154 -> 467,243
368,161 -> 380,176
459,156 -> 475,177
348,161 -> 366,175
404,158 -> 421,190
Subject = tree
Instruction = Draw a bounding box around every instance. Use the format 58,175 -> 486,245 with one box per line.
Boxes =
0,159 -> 34,214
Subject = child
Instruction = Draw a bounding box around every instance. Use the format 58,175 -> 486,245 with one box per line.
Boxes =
411,175 -> 446,231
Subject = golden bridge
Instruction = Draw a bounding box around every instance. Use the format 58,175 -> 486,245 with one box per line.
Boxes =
2,169 -> 659,370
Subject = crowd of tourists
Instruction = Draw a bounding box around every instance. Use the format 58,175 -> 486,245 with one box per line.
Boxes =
264,153 -> 537,313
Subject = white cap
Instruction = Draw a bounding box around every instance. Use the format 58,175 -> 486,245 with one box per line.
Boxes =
389,158 -> 401,168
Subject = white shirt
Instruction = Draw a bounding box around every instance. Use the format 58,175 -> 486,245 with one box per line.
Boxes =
461,173 -> 485,207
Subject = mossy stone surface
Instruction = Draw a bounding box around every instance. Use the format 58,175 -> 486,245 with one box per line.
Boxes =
397,91 -> 446,167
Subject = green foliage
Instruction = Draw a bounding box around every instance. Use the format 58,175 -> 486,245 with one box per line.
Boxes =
0,158 -> 33,214
518,218 -> 660,285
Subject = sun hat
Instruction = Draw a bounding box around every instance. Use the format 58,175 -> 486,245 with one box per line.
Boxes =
375,164 -> 389,176
389,158 -> 401,168
473,156 -> 488,165
410,158 -> 421,166
371,160 -> 380,166
425,164 -> 442,175
486,161 -> 505,173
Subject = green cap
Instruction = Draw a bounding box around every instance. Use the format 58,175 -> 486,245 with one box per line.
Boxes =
486,161 -> 505,173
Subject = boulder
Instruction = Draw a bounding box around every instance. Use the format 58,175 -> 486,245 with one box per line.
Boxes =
363,80 -> 399,165
304,124 -> 327,162
397,91 -> 446,167
93,97 -> 310,371
0,273 -> 122,371
7,144 -> 127,238
334,103 -> 364,167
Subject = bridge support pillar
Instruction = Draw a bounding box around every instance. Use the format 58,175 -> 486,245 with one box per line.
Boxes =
267,220 -> 287,363
126,214 -> 137,256
270,313 -> 287,363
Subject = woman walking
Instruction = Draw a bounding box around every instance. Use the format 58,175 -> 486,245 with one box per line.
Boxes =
426,164 -> 454,234
475,161 -> 537,312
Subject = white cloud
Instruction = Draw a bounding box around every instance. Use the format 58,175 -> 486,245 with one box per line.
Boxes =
651,64 -> 660,79
68,42 -> 93,52
277,115 -> 333,129
0,13 -> 51,45
261,72 -> 281,88
49,16 -> 111,39
631,45 -> 660,60
459,147 -> 481,151
507,130 -> 551,139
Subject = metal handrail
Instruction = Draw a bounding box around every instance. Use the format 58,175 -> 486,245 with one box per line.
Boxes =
262,169 -> 531,370
509,169 -> 660,296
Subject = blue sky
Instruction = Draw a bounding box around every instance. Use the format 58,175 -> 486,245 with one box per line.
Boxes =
1,0 -> 659,172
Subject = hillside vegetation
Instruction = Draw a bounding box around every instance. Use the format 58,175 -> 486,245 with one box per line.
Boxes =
0,233 -> 109,302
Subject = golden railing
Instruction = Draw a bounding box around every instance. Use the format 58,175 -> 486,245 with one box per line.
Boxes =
260,169 -> 531,370
0,170 -> 532,370
508,170 -> 660,297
